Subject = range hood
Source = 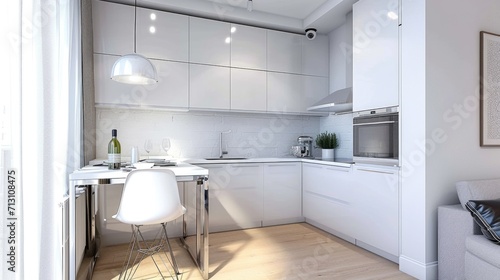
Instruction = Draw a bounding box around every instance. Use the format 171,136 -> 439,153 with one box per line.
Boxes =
307,87 -> 353,113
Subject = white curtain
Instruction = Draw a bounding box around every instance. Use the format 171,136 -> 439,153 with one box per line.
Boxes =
1,0 -> 82,279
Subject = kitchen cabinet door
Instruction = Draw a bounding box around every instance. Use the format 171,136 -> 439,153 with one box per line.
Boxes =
189,64 -> 230,110
267,30 -> 302,74
189,17 -> 231,66
352,0 -> 399,111
136,8 -> 188,62
267,72 -> 303,113
302,163 -> 355,239
302,75 -> 329,110
231,68 -> 267,111
93,1 -> 134,55
267,73 -> 328,114
302,35 -> 329,77
230,24 -> 267,70
200,164 -> 263,232
352,165 -> 399,259
263,163 -> 303,225
94,54 -> 188,109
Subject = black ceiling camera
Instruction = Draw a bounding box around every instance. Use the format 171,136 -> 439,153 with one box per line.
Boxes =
305,28 -> 317,40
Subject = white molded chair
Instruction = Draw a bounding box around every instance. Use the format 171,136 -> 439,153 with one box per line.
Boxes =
113,169 -> 186,280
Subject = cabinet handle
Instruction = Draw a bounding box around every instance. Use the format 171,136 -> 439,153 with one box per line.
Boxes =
325,167 -> 350,172
357,168 -> 395,175
353,121 -> 396,126
266,163 -> 298,167
230,164 -> 261,168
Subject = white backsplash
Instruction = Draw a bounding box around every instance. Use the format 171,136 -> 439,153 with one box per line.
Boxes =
95,108 -> 322,160
319,113 -> 354,159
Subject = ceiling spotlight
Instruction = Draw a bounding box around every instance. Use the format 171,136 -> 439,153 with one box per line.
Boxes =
247,0 -> 253,12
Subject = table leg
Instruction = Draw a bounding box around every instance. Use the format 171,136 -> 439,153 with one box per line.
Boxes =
203,178 -> 209,279
69,181 -> 76,280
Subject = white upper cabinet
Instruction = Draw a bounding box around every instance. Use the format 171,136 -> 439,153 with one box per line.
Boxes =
189,64 -> 230,110
231,68 -> 267,111
302,75 -> 329,109
267,72 -> 303,113
135,8 -> 188,62
94,54 -> 188,109
302,34 -> 329,77
230,24 -> 267,70
189,17 -> 231,66
267,30 -> 302,74
352,0 -> 399,111
92,0 -> 134,55
268,73 -> 328,114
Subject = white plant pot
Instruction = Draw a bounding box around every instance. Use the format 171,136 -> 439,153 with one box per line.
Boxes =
322,149 -> 334,161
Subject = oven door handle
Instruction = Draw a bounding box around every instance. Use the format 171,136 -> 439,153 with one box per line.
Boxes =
353,121 -> 396,126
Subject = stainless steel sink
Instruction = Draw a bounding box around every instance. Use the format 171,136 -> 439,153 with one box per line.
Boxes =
204,157 -> 247,160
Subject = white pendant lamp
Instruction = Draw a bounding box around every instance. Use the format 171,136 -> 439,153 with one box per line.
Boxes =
111,1 -> 158,85
111,54 -> 157,85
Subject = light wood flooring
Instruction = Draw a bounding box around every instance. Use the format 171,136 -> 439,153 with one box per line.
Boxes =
92,223 -> 415,280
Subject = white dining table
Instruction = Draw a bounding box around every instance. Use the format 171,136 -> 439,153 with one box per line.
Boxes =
68,162 -> 210,280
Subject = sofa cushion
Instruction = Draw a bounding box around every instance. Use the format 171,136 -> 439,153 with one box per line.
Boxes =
465,199 -> 500,244
457,179 -> 500,210
466,235 -> 500,269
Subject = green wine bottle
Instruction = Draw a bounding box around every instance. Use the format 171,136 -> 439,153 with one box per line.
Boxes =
108,129 -> 121,170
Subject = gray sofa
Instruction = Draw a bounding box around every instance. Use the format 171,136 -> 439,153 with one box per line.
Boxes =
438,178 -> 500,280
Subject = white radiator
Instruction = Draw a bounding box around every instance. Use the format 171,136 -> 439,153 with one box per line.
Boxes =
60,196 -> 70,280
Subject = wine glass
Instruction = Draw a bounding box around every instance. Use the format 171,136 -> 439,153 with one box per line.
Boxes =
161,138 -> 171,156
144,139 -> 153,158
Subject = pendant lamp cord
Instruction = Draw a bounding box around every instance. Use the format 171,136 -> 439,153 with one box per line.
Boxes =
134,0 -> 137,53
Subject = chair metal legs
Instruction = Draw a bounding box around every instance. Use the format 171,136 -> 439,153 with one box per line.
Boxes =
119,224 -> 181,280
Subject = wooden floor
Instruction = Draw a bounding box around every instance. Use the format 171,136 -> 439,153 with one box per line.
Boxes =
92,223 -> 415,280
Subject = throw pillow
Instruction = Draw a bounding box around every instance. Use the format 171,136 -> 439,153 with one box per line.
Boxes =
465,199 -> 500,244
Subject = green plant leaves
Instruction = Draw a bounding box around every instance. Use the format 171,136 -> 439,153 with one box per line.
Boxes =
315,131 -> 338,149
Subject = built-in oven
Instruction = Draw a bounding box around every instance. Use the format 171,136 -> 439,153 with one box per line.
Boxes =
353,107 -> 399,166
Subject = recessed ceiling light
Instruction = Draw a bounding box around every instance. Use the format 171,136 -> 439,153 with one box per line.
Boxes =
387,11 -> 398,20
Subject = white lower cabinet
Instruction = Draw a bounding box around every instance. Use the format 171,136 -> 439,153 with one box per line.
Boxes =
200,164 -> 263,232
263,163 -> 303,226
302,163 -> 355,240
352,165 -> 399,259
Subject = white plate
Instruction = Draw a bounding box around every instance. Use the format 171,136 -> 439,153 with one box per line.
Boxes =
143,159 -> 169,163
132,162 -> 155,169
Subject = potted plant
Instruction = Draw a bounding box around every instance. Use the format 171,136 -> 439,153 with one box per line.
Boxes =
315,131 -> 339,160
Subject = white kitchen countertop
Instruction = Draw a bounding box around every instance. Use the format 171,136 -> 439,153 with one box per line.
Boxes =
71,161 -> 209,181
184,157 -> 353,168
88,157 -> 354,170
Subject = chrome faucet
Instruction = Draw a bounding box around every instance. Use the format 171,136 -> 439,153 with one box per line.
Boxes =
219,130 -> 232,158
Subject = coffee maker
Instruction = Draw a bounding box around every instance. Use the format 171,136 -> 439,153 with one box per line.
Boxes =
294,136 -> 313,158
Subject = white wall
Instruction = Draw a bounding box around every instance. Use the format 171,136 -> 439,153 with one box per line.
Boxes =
95,108 -> 321,160
319,114 -> 353,159
401,0 -> 500,278
399,0 -> 428,277
320,12 -> 354,160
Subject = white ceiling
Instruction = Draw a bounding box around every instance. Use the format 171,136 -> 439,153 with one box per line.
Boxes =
202,0 -> 331,20
110,0 -> 357,33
